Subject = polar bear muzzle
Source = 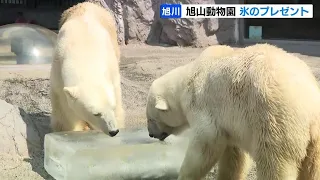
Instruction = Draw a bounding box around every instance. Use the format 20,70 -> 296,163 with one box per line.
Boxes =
147,118 -> 171,141
149,132 -> 169,141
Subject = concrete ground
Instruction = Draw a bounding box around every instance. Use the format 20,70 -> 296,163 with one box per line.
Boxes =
0,44 -> 320,180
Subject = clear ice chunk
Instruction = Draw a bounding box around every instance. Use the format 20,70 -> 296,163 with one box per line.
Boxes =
44,128 -> 189,180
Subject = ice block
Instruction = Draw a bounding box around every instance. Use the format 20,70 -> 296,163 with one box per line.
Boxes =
44,128 -> 190,180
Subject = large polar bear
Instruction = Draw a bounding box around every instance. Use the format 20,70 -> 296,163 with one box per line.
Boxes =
146,44 -> 320,180
198,45 -> 234,59
50,2 -> 124,137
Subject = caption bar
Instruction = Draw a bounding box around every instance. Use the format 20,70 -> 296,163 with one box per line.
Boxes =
160,4 -> 313,18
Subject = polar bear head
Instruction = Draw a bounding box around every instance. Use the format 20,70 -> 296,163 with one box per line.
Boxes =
146,80 -> 188,141
146,45 -> 234,141
63,84 -> 119,137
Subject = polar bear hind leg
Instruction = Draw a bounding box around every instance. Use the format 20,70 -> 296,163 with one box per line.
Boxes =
298,137 -> 320,180
255,143 -> 301,180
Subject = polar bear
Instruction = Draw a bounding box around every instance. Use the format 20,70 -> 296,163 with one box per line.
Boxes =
198,45 -> 234,60
58,1 -> 120,61
50,2 -> 124,137
146,43 -> 320,180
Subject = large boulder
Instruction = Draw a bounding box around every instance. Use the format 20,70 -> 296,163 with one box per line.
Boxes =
147,0 -> 239,47
103,0 -> 154,45
94,0 -> 238,47
0,99 -> 41,158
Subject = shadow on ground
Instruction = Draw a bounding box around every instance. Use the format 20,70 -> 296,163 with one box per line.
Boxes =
0,78 -> 53,179
19,108 -> 54,180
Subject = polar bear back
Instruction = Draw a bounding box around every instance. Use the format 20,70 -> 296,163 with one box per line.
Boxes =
190,44 -> 320,109
54,3 -> 120,87
59,2 -> 120,61
185,44 -> 320,149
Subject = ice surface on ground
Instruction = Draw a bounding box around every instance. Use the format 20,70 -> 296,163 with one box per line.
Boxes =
44,128 -> 189,180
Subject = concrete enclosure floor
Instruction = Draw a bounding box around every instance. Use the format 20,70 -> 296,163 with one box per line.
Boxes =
1,44 -> 320,180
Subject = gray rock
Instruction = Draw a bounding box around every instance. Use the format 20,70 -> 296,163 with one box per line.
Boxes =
148,0 -> 239,47
0,99 -> 41,158
88,0 -> 238,47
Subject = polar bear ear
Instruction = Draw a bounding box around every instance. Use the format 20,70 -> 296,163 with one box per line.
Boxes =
155,96 -> 169,111
63,86 -> 79,99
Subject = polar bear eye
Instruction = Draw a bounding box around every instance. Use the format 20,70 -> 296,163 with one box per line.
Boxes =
93,113 -> 102,117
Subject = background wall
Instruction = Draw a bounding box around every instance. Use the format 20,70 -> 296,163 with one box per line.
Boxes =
0,0 -> 239,47
104,0 -> 239,47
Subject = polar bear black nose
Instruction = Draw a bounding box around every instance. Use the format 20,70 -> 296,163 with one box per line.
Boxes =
159,132 -> 169,141
109,129 -> 119,137
149,133 -> 154,138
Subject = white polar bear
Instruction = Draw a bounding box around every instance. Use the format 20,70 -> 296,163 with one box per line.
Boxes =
198,45 -> 234,60
146,44 -> 320,180
50,2 -> 125,137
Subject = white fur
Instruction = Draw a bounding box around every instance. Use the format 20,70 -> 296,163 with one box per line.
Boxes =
50,2 -> 125,135
146,44 -> 320,180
